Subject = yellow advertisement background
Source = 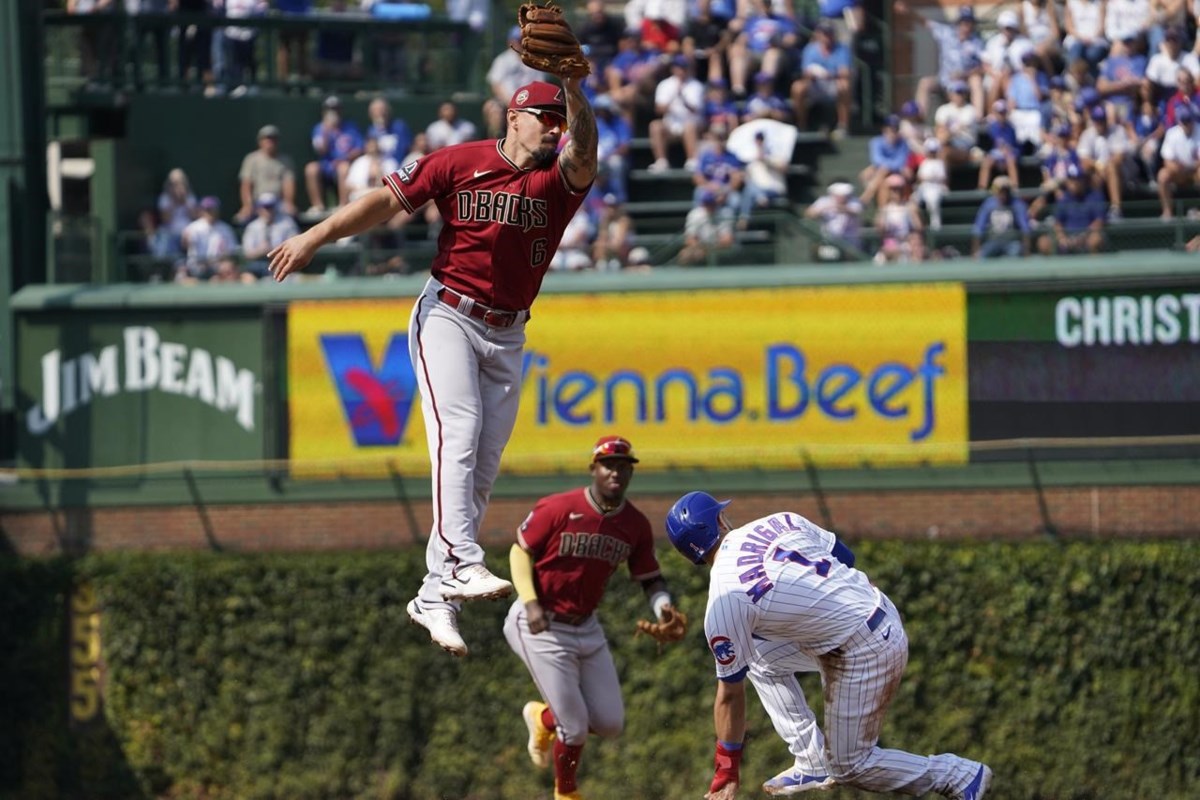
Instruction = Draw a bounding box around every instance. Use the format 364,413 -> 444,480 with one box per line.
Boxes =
288,284 -> 967,476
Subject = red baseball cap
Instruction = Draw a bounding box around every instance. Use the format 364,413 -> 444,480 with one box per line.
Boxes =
591,435 -> 639,463
509,81 -> 567,115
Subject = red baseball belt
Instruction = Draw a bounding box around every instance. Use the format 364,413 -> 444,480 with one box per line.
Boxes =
547,611 -> 592,626
437,287 -> 529,328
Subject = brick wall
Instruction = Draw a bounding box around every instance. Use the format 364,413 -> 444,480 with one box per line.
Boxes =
3,484 -> 1197,556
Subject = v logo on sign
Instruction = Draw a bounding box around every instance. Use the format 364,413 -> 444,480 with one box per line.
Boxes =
319,334 -> 418,446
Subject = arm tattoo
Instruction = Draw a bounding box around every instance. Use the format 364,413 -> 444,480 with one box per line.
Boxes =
562,84 -> 598,185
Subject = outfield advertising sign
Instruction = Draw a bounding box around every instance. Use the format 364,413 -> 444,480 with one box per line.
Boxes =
968,288 -> 1200,443
16,313 -> 266,469
287,284 -> 969,474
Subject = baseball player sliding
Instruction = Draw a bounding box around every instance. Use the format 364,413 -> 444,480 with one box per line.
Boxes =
664,492 -> 993,800
267,76 -> 598,657
503,436 -> 688,800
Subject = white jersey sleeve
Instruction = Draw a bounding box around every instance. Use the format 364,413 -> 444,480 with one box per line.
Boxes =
704,573 -> 760,682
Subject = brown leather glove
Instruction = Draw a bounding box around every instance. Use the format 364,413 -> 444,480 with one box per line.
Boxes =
511,3 -> 591,79
635,604 -> 689,644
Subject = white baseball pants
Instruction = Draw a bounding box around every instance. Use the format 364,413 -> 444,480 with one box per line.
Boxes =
749,638 -> 830,775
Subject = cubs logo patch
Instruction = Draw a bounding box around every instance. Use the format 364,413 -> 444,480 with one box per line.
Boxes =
515,89 -> 530,106
398,159 -> 420,184
710,635 -> 736,666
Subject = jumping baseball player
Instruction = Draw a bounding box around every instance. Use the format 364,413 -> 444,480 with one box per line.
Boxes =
503,436 -> 687,800
267,77 -> 598,657
664,492 -> 993,800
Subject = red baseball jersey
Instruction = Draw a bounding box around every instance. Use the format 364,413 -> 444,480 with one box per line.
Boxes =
383,139 -> 588,312
517,488 -> 662,618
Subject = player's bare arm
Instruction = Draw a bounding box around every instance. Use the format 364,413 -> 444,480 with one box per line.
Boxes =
267,187 -> 402,282
559,76 -> 598,191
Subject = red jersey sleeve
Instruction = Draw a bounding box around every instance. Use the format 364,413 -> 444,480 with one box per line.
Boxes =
517,495 -> 565,557
382,149 -> 449,215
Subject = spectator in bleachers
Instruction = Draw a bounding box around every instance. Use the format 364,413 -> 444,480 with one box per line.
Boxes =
1069,84 -> 1104,132
897,99 -> 931,156
934,80 -> 982,164
1076,102 -> 1133,218
1145,27 -> 1199,103
683,0 -> 735,84
1097,34 -> 1148,121
1104,0 -> 1152,50
1022,0 -> 1064,73
577,0 -> 626,72
738,129 -> 789,227
305,96 -> 364,213
1162,67 -> 1200,124
1040,163 -> 1108,251
425,101 -> 477,151
605,28 -> 665,118
1041,121 -> 1083,181
275,0 -> 313,81
860,114 -> 911,204
977,100 -> 1022,189
692,131 -> 743,219
743,72 -> 791,122
135,207 -> 179,263
235,125 -> 296,224
1148,0 -> 1188,54
625,0 -> 687,54
345,135 -> 399,203
1063,0 -> 1110,71
594,93 -> 633,203
898,3 -> 986,118
677,188 -> 735,264
550,206 -> 596,271
817,0 -> 864,49
1007,51 -> 1050,150
241,192 -> 299,278
312,0 -> 362,82
983,9 -> 1036,109
365,97 -> 413,166
591,192 -> 637,270
157,168 -> 199,254
627,245 -> 654,270
1156,102 -> 1200,217
126,0 -> 171,88
648,56 -> 706,171
179,196 -> 238,280
728,0 -> 800,100
222,0 -> 267,95
703,78 -> 741,136
915,137 -> 949,229
176,0 -> 217,94
790,20 -> 852,135
484,27 -> 547,138
446,0 -> 490,33
1132,96 -> 1165,179
209,256 -> 256,284
1046,74 -> 1077,127
873,174 -> 926,264
973,176 -> 1032,257
804,181 -> 864,260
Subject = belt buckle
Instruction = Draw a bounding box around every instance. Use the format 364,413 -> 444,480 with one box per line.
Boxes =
483,309 -> 512,327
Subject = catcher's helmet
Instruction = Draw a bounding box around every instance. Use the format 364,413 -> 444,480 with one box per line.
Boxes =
666,492 -> 731,565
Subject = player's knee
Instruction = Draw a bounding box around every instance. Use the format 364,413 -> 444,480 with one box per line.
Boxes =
589,708 -> 624,739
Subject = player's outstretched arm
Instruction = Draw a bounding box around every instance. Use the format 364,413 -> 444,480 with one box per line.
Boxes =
559,76 -> 598,192
267,187 -> 402,282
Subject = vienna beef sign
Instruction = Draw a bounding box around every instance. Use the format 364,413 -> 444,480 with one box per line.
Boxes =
25,325 -> 257,435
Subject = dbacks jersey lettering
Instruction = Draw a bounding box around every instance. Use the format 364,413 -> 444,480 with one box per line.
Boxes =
518,488 -> 661,618
383,139 -> 588,311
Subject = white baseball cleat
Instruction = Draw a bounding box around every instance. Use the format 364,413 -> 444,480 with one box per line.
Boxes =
439,563 -> 514,602
406,599 -> 468,657
762,767 -> 835,795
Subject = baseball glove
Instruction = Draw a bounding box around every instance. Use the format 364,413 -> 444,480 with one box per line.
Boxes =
635,605 -> 689,644
512,3 -> 591,79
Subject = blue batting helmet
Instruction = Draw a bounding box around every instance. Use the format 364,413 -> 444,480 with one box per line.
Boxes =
665,492 -> 731,565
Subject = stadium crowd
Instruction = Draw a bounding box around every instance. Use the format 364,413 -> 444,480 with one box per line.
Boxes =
95,0 -> 1200,279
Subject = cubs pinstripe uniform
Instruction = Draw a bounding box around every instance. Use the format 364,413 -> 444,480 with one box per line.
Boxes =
705,511 -> 987,797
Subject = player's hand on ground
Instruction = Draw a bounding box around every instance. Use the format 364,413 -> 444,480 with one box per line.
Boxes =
267,231 -> 321,283
525,600 -> 549,634
704,781 -> 738,799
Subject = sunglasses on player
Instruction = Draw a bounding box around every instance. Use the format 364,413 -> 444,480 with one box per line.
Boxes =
516,108 -> 568,133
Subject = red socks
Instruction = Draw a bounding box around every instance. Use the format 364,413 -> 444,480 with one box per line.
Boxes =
542,706 -> 556,731
553,740 -> 585,794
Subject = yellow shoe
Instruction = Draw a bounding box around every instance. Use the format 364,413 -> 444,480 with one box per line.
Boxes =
554,791 -> 583,800
522,700 -> 555,769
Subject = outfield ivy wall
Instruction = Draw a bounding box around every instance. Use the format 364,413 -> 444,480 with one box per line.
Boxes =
3,540 -> 1198,800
